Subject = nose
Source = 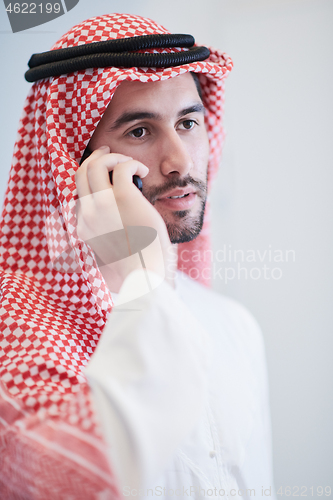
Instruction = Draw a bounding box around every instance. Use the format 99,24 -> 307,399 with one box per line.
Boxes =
159,130 -> 193,177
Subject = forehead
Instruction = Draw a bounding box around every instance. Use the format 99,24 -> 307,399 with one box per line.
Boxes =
104,72 -> 201,119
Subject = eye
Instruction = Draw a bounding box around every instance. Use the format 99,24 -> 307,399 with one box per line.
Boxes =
128,127 -> 147,138
180,119 -> 196,130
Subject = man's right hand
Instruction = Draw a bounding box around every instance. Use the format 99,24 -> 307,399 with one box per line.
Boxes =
75,146 -> 176,292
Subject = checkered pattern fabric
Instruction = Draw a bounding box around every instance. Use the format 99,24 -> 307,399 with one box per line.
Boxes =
0,13 -> 232,498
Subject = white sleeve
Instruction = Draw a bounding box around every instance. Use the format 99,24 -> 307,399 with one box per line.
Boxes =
84,269 -> 210,493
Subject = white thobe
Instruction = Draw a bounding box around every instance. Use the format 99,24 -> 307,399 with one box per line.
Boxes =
85,270 -> 275,500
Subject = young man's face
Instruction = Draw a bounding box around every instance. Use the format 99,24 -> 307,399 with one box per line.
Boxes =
89,72 -> 210,243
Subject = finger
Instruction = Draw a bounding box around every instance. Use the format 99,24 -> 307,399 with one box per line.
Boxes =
76,147 -> 110,198
112,159 -> 149,198
86,152 -> 133,193
76,163 -> 92,198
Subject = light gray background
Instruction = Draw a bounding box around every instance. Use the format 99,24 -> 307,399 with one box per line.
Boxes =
1,0 -> 332,492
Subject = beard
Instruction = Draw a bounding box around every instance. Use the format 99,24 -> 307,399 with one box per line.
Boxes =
164,199 -> 206,243
142,174 -> 207,244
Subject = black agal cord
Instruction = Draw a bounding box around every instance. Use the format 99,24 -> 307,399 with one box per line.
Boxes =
25,34 -> 210,82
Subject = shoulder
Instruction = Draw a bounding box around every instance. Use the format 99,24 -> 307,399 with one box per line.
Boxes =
175,271 -> 265,357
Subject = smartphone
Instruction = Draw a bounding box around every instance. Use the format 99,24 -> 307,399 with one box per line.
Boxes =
79,146 -> 143,192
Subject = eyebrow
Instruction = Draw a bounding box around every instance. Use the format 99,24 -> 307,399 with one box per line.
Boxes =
109,103 -> 205,131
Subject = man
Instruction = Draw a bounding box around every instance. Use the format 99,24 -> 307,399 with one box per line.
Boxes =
0,13 -> 275,499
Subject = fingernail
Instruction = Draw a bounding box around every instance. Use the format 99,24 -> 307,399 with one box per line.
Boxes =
98,145 -> 109,150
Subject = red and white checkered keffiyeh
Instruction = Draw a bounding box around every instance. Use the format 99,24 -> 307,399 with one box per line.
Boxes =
0,13 -> 232,499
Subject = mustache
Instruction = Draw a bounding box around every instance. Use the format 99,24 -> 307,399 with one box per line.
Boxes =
143,174 -> 207,204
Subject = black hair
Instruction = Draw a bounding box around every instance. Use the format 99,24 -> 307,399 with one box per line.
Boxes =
191,72 -> 203,101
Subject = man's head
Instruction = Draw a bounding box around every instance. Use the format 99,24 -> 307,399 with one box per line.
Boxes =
89,73 -> 209,244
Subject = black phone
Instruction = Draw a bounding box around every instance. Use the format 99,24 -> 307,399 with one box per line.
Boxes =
79,146 -> 143,192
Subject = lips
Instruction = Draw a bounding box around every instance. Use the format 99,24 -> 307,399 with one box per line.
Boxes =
156,188 -> 197,210
158,188 -> 195,200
